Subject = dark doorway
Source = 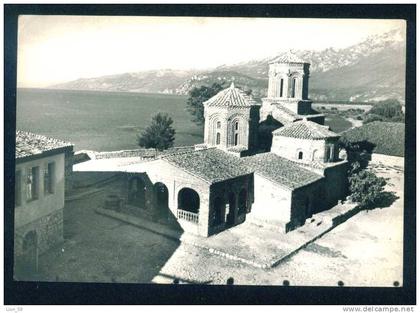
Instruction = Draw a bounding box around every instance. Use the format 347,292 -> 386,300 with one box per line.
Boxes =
211,197 -> 225,226
154,182 -> 169,216
19,231 -> 38,278
178,188 -> 200,213
227,192 -> 236,226
238,189 -> 247,215
128,177 -> 146,208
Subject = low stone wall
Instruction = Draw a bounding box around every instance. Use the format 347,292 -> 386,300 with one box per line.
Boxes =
95,148 -> 157,159
371,153 -> 404,168
93,146 -> 196,160
14,208 -> 63,257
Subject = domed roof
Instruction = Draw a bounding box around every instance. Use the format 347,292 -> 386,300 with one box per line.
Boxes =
272,120 -> 339,140
203,82 -> 259,108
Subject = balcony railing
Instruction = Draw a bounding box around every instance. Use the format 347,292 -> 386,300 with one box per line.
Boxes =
177,209 -> 199,224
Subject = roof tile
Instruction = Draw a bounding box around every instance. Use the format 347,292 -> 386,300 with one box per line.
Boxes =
273,120 -> 339,140
242,152 -> 323,189
204,82 -> 259,108
16,131 -> 73,159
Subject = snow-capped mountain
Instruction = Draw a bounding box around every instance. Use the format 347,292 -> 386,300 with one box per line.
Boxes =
49,28 -> 406,103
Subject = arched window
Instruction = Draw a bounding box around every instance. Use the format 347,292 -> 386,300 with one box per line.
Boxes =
216,132 -> 221,145
154,182 -> 169,215
217,121 -> 221,129
227,192 -> 236,226
280,78 -> 284,97
232,119 -> 240,146
298,151 -> 303,160
291,78 -> 296,98
178,188 -> 200,213
312,149 -> 318,161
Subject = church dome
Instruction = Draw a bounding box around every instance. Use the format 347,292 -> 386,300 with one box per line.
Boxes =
203,82 -> 259,108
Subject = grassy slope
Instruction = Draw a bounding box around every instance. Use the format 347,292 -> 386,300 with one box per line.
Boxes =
341,121 -> 405,157
324,114 -> 353,133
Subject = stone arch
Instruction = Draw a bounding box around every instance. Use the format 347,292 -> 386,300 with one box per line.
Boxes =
238,189 -> 247,215
208,114 -> 223,146
211,197 -> 225,226
178,187 -> 200,213
128,177 -> 146,208
312,149 -> 319,161
296,149 -> 304,160
153,182 -> 169,216
21,230 -> 38,276
227,192 -> 236,226
228,114 -> 247,146
289,72 -> 301,98
279,77 -> 285,97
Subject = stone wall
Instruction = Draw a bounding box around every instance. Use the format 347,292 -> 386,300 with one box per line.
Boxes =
204,105 -> 259,154
100,160 -> 211,237
14,208 -> 63,257
287,179 -> 325,232
322,162 -> 349,208
248,173 -> 292,226
271,136 -> 327,163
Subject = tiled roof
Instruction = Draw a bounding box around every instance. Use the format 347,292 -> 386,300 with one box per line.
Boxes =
270,51 -> 308,64
242,153 -> 323,190
272,105 -> 301,125
16,131 -> 73,160
162,148 -> 252,183
204,82 -> 259,108
272,120 -> 339,140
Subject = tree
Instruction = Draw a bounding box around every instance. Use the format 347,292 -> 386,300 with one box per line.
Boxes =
364,99 -> 404,124
137,112 -> 175,151
186,82 -> 225,125
348,168 -> 387,209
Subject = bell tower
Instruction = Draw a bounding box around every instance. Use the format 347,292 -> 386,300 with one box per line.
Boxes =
260,51 -> 316,122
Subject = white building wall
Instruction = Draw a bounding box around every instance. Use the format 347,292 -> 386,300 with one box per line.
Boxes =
249,173 -> 292,225
271,136 -> 327,163
15,153 -> 65,229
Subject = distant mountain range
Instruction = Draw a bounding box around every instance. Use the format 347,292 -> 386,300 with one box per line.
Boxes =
50,28 -> 406,104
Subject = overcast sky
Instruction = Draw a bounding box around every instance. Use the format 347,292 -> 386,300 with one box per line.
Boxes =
17,16 -> 405,88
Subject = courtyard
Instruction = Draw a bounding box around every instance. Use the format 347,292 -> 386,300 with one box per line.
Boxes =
33,159 -> 404,286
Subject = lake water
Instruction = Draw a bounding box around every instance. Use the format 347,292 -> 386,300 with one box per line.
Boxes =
16,88 -> 204,151
16,88 -> 351,152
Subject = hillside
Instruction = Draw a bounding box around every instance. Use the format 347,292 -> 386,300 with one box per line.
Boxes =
50,28 -> 406,103
341,122 -> 405,157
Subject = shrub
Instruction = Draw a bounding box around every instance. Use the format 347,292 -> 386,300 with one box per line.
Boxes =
348,168 -> 387,209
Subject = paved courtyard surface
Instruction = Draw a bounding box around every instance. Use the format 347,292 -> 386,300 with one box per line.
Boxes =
155,162 -> 404,286
34,161 -> 403,286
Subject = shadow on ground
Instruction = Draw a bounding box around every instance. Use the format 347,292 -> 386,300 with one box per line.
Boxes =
31,172 -> 184,284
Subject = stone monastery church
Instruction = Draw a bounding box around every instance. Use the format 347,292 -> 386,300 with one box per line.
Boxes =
76,52 -> 348,237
